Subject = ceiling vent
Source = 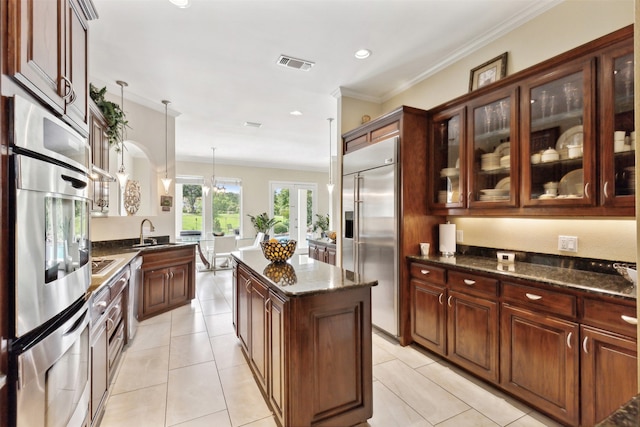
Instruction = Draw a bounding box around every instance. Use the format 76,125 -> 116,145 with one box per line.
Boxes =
244,121 -> 262,128
277,55 -> 314,71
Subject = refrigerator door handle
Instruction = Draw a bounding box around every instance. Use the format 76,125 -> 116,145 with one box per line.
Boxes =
354,174 -> 364,273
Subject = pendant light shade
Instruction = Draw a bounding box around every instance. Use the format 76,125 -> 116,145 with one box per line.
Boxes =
115,80 -> 129,188
161,100 -> 172,194
209,147 -> 225,193
326,118 -> 334,193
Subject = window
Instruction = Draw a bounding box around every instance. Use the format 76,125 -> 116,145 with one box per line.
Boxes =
211,179 -> 242,235
270,181 -> 316,247
175,176 -> 243,239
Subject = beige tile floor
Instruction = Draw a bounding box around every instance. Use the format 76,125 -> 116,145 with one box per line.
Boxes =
101,269 -> 562,427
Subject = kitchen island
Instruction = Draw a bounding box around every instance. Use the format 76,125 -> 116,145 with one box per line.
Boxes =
231,251 -> 377,427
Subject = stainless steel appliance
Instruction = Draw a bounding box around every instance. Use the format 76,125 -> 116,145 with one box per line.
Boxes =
10,94 -> 92,336
12,299 -> 90,427
128,257 -> 143,340
8,95 -> 92,427
342,137 -> 399,336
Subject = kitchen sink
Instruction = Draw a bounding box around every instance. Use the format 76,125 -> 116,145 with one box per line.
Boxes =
131,242 -> 180,249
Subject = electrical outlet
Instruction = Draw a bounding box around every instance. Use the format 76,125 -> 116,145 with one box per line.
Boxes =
558,235 -> 578,252
456,230 -> 463,242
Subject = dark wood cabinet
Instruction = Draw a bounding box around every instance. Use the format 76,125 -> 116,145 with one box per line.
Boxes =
139,246 -> 196,321
7,0 -> 95,134
410,278 -> 446,355
89,100 -> 110,213
307,240 -> 336,265
428,25 -> 634,217
233,257 -> 373,427
500,303 -> 580,426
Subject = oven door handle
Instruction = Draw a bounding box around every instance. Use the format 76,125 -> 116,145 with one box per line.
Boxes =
61,174 -> 87,190
63,310 -> 88,337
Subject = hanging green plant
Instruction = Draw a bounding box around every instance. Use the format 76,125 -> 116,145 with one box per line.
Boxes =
89,83 -> 130,149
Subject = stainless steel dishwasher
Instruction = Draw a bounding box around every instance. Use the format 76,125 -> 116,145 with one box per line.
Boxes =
128,256 -> 143,340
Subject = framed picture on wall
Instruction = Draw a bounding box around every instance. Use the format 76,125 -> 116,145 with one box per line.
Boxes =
161,195 -> 173,211
469,52 -> 508,92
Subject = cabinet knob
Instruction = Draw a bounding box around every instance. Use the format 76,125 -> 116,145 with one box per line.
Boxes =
621,315 -> 638,325
525,293 -> 542,301
463,279 -> 475,286
420,269 -> 430,275
582,336 -> 589,354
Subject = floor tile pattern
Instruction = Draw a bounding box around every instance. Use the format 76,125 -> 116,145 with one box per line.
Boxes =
102,270 -> 562,427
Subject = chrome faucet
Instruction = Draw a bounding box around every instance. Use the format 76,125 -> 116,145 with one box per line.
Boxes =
140,219 -> 156,245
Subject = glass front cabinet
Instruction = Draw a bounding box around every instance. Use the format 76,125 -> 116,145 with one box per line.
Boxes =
428,28 -> 634,216
467,87 -> 518,208
521,58 -> 596,207
431,106 -> 466,209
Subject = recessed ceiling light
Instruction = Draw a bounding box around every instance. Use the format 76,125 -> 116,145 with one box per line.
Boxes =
354,49 -> 371,59
290,110 -> 303,116
169,0 -> 190,8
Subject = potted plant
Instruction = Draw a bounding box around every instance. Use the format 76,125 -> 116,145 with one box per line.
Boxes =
312,213 -> 330,238
89,84 -> 129,148
247,212 -> 280,240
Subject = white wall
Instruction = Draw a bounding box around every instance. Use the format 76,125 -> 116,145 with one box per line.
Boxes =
338,0 -> 636,262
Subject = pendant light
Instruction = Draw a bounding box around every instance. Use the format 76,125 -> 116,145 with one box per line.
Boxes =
161,100 -> 172,194
326,118 -> 334,194
209,147 -> 226,194
115,80 -> 129,188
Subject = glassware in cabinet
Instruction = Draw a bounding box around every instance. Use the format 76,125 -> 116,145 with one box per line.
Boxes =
522,59 -> 596,207
432,107 -> 465,208
601,42 -> 634,209
467,88 -> 518,208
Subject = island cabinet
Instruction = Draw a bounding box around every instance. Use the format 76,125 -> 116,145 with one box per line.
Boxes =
138,246 -> 195,321
232,252 -> 375,427
408,257 -> 637,426
428,25 -> 634,217
308,239 -> 336,265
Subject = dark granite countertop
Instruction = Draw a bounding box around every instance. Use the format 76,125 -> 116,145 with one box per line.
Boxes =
232,250 -> 377,298
596,395 -> 640,426
407,254 -> 636,301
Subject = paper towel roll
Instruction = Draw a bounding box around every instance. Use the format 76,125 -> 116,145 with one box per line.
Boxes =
439,223 -> 456,256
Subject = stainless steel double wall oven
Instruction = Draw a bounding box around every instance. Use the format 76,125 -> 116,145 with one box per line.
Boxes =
8,95 -> 92,427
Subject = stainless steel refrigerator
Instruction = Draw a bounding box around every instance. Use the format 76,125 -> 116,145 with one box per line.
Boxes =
342,136 -> 399,336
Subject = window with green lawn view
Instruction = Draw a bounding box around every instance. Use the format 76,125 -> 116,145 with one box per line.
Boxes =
270,181 -> 316,246
176,177 -> 242,238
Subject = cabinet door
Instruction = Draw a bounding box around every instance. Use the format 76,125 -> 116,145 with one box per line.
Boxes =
521,58 -> 596,208
447,290 -> 498,382
236,267 -> 252,352
63,0 -> 89,129
268,291 -> 287,425
410,278 -> 446,355
600,40 -> 635,209
467,87 -> 518,208
326,247 -> 336,265
431,106 -> 466,208
168,264 -> 189,306
90,323 -> 108,422
581,325 -> 637,426
11,0 -> 66,113
500,304 -> 579,426
142,268 -> 169,317
250,279 -> 269,389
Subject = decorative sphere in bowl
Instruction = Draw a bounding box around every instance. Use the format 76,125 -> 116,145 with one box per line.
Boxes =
260,239 -> 297,263
263,262 -> 297,286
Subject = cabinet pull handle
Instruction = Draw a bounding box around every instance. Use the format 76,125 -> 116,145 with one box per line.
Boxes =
265,298 -> 270,310
107,317 -> 114,331
438,293 -> 443,305
245,278 -> 251,291
467,192 -> 472,204
584,182 -> 590,198
621,315 -> 638,325
603,181 -> 609,199
566,332 -> 573,349
94,300 -> 107,312
463,279 -> 475,285
170,271 -> 174,279
447,295 -> 452,307
525,293 -> 542,300
61,76 -> 73,100
420,269 -> 430,275
582,336 -> 589,354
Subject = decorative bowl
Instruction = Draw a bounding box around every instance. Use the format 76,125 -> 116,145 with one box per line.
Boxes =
260,240 -> 297,263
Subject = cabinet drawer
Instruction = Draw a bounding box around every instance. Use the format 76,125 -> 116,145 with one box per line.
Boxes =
449,271 -> 498,298
410,263 -> 445,285
107,293 -> 124,336
108,321 -> 125,374
582,297 -> 637,338
502,282 -> 576,318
